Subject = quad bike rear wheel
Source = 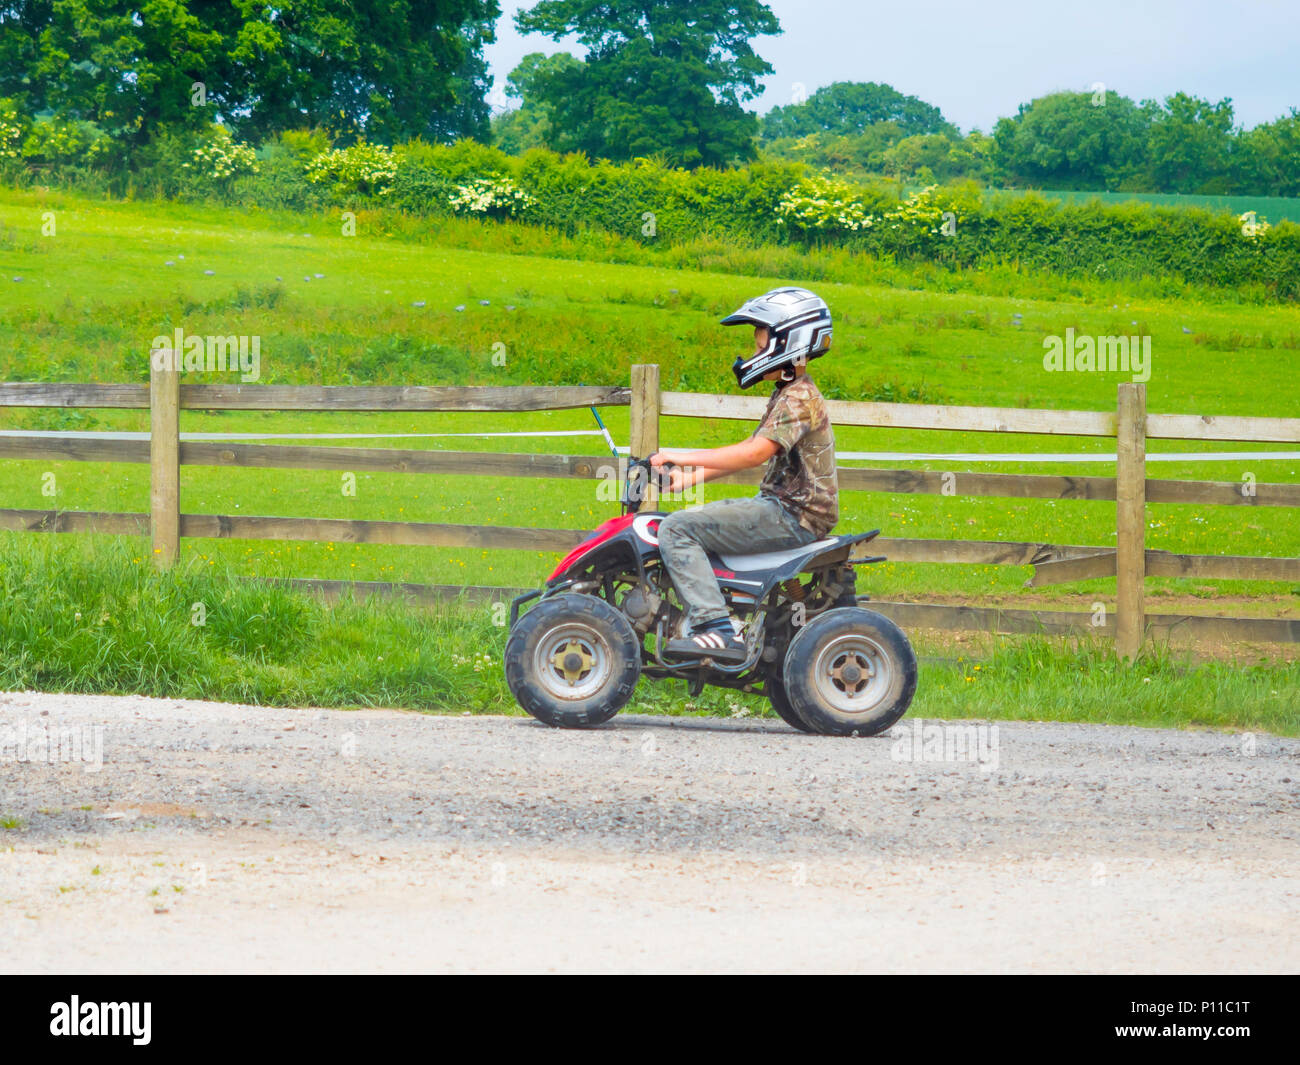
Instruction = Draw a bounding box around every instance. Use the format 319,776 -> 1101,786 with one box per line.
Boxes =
505,593 -> 641,728
782,607 -> 917,736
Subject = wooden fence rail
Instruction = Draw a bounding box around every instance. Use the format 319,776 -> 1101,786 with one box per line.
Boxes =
1,360 -> 1298,654
0,382 -> 632,412
661,391 -> 1300,443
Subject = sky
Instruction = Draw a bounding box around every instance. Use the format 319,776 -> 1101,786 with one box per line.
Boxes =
483,0 -> 1300,132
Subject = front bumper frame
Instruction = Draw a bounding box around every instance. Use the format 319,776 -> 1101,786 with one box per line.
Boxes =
507,588 -> 544,629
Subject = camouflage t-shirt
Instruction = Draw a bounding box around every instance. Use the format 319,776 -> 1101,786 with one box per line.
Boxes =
753,375 -> 839,538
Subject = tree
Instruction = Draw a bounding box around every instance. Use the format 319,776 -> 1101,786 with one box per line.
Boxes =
1236,109 -> 1300,196
1142,92 -> 1235,193
763,126 -> 906,176
1,0 -> 225,141
0,0 -> 501,145
202,0 -> 503,144
761,82 -> 956,142
884,132 -> 992,183
992,90 -> 1150,190
514,0 -> 780,168
490,50 -> 581,154
423,13 -> 500,144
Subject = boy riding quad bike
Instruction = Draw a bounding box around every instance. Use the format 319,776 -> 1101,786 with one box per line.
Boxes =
504,287 -> 917,736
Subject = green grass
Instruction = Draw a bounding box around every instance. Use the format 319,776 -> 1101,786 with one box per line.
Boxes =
3,187 -> 1298,414
0,536 -> 1294,734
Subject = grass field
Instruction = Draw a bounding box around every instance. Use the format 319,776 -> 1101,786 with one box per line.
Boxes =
1,187 -> 1298,710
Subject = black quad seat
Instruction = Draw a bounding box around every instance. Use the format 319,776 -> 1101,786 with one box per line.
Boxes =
717,530 -> 881,577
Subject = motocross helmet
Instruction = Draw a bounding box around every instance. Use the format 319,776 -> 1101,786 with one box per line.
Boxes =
723,286 -> 833,389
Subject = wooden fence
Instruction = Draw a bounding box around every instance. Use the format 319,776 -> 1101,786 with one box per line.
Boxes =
2,361 -> 1299,656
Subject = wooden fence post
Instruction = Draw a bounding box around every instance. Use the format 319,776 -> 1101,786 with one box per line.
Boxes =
1115,382 -> 1147,658
629,364 -> 660,511
150,348 -> 180,568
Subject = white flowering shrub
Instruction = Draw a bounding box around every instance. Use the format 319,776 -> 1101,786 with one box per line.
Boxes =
182,126 -> 259,181
879,185 -> 950,245
777,178 -> 959,248
304,142 -> 397,195
0,101 -> 26,161
447,176 -> 536,218
775,176 -> 875,235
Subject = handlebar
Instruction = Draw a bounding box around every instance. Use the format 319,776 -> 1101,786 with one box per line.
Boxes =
621,456 -> 677,513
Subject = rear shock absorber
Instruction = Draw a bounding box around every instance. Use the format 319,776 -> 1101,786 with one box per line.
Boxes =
781,577 -> 806,601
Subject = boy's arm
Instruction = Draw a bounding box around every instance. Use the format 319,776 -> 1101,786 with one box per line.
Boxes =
649,436 -> 779,489
659,464 -> 725,491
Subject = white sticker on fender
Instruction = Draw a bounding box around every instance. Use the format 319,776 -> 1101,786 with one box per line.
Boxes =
632,514 -> 661,546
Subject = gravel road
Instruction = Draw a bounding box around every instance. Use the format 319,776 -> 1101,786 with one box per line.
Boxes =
1,690 -> 1296,973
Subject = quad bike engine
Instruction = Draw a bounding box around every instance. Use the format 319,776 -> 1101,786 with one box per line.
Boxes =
619,583 -> 662,634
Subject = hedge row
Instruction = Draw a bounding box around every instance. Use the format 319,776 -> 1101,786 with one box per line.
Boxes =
278,143 -> 1300,299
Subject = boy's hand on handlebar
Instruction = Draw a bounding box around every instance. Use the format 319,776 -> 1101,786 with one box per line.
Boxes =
661,466 -> 691,493
648,452 -> 688,493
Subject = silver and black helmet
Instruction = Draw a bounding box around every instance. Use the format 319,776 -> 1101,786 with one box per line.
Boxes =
723,286 -> 833,389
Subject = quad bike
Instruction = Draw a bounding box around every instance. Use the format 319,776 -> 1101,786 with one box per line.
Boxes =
505,459 -> 917,736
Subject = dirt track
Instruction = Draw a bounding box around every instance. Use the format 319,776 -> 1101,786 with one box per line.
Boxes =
1,690 -> 1296,973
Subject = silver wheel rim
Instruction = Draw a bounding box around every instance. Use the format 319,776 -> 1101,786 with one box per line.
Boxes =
534,622 -> 613,702
812,633 -> 893,716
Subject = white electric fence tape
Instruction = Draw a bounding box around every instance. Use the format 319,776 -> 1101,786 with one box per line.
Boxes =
0,429 -> 608,442
2,430 -> 1297,464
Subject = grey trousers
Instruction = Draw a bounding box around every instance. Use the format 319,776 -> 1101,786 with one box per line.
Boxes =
657,496 -> 817,629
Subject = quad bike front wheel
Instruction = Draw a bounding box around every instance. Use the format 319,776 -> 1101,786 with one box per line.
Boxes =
782,607 -> 917,737
505,593 -> 642,728
764,672 -> 815,733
